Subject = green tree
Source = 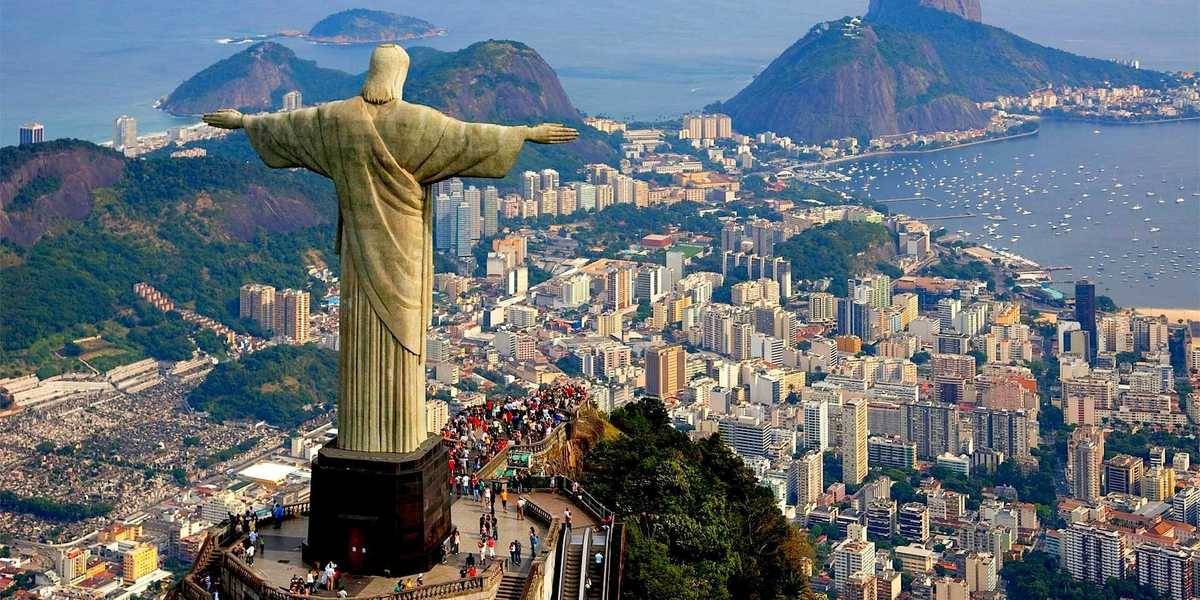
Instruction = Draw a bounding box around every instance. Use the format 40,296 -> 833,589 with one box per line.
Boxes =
584,397 -> 818,600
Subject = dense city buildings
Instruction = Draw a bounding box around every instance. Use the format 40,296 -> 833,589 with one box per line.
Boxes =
4,51 -> 1200,600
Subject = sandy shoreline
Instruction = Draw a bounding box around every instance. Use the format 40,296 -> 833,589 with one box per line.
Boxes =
1133,307 -> 1200,323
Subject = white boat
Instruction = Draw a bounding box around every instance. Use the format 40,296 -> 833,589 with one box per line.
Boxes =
1150,227 -> 1161,233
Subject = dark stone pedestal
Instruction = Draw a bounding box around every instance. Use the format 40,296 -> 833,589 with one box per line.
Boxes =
303,435 -> 450,576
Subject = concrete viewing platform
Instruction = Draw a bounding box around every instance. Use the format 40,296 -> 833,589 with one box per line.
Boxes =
250,492 -> 594,593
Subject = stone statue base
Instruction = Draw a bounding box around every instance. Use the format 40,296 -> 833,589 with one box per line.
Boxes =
303,435 -> 450,576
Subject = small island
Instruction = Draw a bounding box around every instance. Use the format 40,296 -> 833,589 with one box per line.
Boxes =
301,8 -> 445,45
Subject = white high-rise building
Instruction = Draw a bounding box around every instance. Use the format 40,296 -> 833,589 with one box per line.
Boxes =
574,182 -> 596,212
937,298 -> 961,332
1136,543 -> 1194,600
1060,524 -> 1125,585
804,400 -> 830,452
788,450 -> 823,508
464,186 -> 483,242
635,265 -> 666,302
832,538 -> 876,593
522,171 -> 540,201
540,168 -> 559,190
434,193 -> 454,251
561,274 -> 591,308
114,115 -> 137,151
453,201 -> 474,257
665,251 -> 685,289
282,90 -> 302,111
482,186 -> 500,236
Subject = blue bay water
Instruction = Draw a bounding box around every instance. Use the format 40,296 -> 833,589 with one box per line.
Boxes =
830,120 -> 1200,309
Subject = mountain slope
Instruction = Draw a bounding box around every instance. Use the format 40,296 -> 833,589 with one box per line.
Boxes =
161,42 -> 360,116
0,140 -> 125,245
307,9 -> 443,44
0,140 -> 336,370
162,40 -> 582,123
868,0 -> 981,22
718,4 -> 1170,143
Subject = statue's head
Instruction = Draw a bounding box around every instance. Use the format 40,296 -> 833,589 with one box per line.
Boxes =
361,43 -> 410,104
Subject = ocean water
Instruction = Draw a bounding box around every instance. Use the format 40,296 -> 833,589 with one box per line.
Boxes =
1,0 -> 1197,305
831,120 -> 1200,309
2,0 -> 1197,145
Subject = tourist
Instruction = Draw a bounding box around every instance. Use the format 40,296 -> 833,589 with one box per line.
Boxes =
305,570 -> 315,595
500,488 -> 508,512
245,543 -> 255,565
516,496 -> 526,520
272,503 -> 285,529
563,508 -> 572,531
324,561 -> 337,591
451,529 -> 461,555
529,529 -> 539,556
508,540 -> 518,567
486,535 -> 497,560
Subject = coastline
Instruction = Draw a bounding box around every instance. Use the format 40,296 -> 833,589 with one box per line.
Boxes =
1132,307 -> 1200,323
1038,114 -> 1200,127
803,129 -> 1041,168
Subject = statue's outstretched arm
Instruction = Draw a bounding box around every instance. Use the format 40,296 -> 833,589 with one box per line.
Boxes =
525,123 -> 579,145
202,109 -> 245,130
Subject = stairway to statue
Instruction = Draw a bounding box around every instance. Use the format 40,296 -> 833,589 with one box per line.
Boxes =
495,573 -> 526,600
559,536 -> 586,600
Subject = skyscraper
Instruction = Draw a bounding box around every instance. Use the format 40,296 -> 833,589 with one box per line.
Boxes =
788,450 -> 823,508
434,193 -> 453,251
282,90 -> 302,111
1075,280 -> 1097,363
539,168 -> 559,190
481,186 -> 499,237
1135,544 -> 1194,600
1060,524 -> 1125,585
645,345 -> 685,400
239,283 -> 277,333
18,122 -> 44,145
832,539 -> 876,593
1069,425 -> 1104,503
453,201 -> 474,257
114,115 -> 137,151
521,171 -> 540,201
843,399 -> 869,486
276,289 -> 311,343
464,186 -> 482,242
804,400 -> 830,451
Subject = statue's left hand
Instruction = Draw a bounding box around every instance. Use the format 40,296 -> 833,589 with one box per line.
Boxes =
202,109 -> 245,130
527,123 -> 578,144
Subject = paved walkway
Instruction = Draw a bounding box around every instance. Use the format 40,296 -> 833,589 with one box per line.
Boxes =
249,491 -> 592,596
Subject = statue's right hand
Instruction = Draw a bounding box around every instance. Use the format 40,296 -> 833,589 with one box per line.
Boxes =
202,109 -> 245,130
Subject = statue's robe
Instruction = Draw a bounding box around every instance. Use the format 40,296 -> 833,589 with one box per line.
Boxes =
245,96 -> 526,454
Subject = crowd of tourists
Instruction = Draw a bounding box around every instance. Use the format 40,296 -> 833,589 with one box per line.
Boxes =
440,382 -> 588,482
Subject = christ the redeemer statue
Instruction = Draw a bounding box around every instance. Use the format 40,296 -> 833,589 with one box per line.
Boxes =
205,44 -> 577,454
